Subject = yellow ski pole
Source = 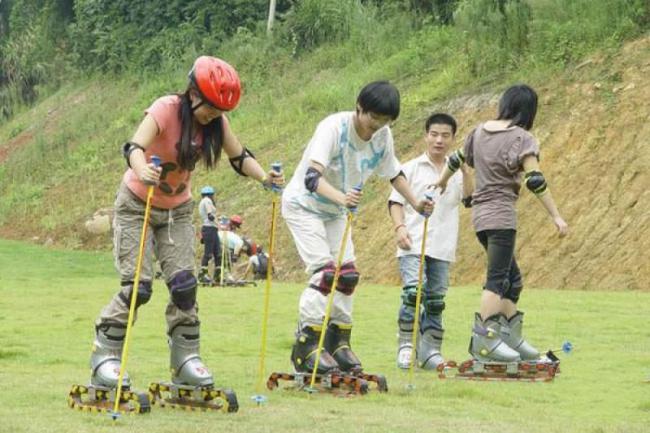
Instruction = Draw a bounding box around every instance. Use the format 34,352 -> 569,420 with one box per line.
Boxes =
308,184 -> 361,393
253,162 -> 282,404
407,191 -> 434,389
111,155 -> 160,420
220,222 -> 227,286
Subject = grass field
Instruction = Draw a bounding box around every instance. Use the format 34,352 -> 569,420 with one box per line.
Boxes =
0,239 -> 648,433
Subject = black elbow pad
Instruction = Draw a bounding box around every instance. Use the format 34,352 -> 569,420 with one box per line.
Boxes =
524,170 -> 548,195
122,141 -> 144,168
304,167 -> 322,193
229,147 -> 255,176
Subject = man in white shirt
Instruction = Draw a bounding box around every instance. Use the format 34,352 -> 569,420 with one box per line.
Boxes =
388,113 -> 473,369
282,81 -> 433,375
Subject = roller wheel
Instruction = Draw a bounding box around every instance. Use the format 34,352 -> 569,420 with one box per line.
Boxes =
358,379 -> 369,395
224,389 -> 239,413
137,392 -> 151,414
375,375 -> 388,393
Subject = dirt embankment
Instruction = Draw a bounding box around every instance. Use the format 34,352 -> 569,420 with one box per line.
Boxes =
356,36 -> 649,291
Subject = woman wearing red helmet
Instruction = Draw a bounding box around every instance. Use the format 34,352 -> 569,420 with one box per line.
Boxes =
85,56 -> 284,396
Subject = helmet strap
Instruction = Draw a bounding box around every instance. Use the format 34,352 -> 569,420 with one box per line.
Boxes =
191,99 -> 205,113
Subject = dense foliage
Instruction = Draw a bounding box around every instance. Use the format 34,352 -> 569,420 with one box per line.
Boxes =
0,0 -> 647,120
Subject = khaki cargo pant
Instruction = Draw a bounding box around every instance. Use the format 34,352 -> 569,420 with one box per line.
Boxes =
96,183 -> 198,334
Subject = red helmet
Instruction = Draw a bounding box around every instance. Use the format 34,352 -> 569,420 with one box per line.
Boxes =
230,215 -> 243,228
189,56 -> 241,111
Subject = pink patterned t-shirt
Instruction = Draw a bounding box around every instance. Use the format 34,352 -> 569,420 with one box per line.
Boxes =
123,95 -> 228,209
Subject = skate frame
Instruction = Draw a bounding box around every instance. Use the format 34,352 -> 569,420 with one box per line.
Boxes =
267,371 -> 388,396
437,350 -> 561,382
148,382 -> 239,413
68,384 -> 150,414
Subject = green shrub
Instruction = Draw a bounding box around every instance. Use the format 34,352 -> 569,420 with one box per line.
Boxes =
284,0 -> 363,53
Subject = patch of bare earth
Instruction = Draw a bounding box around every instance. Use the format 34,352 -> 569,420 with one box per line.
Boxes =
355,36 -> 650,291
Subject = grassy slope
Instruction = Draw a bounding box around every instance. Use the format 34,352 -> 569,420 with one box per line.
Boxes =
0,239 -> 648,433
0,25 -> 648,291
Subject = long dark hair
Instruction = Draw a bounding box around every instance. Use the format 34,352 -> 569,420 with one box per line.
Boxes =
497,84 -> 538,131
177,87 -> 224,171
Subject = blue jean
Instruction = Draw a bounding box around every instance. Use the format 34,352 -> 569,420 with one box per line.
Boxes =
398,255 -> 449,332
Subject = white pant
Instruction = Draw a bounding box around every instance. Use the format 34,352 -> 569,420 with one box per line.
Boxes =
282,200 -> 356,326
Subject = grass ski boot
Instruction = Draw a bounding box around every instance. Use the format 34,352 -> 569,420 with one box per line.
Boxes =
69,323 -> 150,414
149,322 -> 238,412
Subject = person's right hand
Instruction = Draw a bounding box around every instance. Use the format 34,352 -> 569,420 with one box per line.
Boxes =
395,225 -> 412,250
138,161 -> 162,186
344,188 -> 362,208
554,216 -> 569,238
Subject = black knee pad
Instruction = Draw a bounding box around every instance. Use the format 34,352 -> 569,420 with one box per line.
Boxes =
118,280 -> 153,308
400,286 -> 418,308
336,262 -> 359,295
309,261 -> 335,295
423,294 -> 446,315
167,270 -> 197,311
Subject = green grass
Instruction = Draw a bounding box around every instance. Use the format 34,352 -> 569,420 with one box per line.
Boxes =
0,238 -> 648,433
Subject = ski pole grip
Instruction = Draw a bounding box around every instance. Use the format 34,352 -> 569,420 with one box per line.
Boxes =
271,162 -> 282,192
422,191 -> 435,217
348,183 -> 363,214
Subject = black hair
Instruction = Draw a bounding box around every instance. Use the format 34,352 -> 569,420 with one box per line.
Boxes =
177,87 -> 224,171
356,80 -> 400,120
497,84 -> 538,131
425,113 -> 457,135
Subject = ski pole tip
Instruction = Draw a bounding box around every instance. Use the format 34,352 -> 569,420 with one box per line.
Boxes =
250,394 -> 268,405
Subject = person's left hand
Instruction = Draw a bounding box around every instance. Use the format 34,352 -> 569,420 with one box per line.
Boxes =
554,216 -> 569,238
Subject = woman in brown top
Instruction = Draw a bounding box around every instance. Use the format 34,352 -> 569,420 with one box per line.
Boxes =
436,84 -> 568,363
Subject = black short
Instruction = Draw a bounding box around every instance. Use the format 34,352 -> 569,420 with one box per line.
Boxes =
476,229 -> 523,302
